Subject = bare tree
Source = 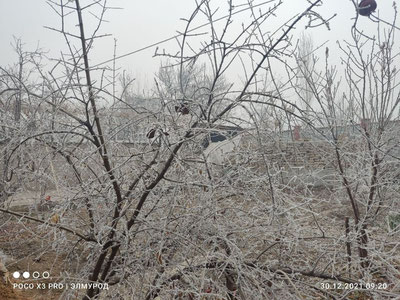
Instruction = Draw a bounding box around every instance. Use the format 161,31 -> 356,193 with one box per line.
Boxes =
283,0 -> 400,282
296,32 -> 316,112
1,0 -> 399,300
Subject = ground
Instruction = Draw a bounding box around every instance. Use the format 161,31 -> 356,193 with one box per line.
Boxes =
0,215 -> 65,300
0,188 -> 399,299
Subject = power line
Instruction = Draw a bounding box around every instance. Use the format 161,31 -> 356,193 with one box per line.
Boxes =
91,0 -> 275,68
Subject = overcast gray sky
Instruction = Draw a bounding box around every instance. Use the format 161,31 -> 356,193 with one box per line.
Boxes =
0,0 -> 397,85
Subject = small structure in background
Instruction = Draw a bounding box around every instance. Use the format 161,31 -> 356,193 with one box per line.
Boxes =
360,118 -> 370,131
293,125 -> 301,141
358,0 -> 377,17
